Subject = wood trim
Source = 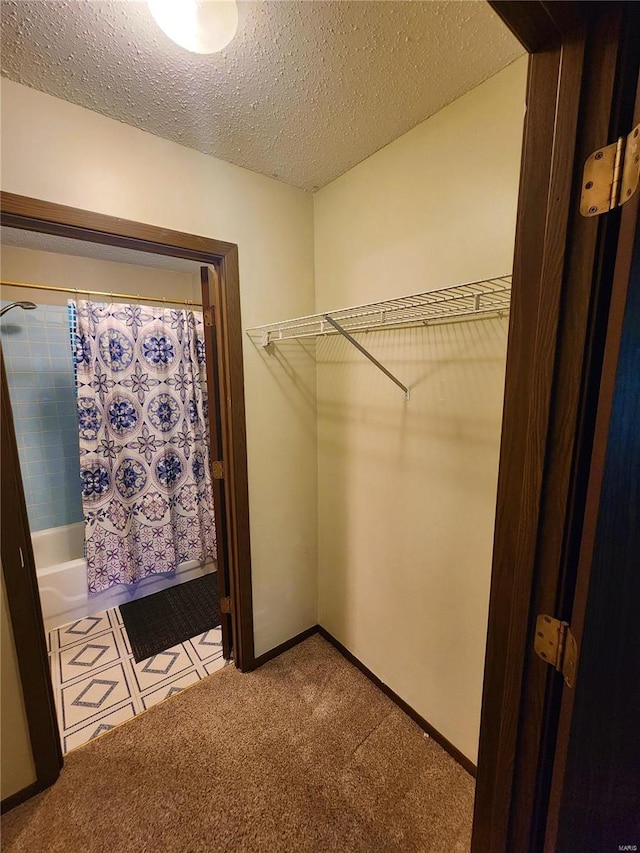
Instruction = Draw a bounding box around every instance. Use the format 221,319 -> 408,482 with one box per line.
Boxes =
0,193 -> 255,674
509,10 -> 640,848
253,623 -> 478,776
252,625 -> 320,668
499,29 -> 589,848
201,266 -> 233,661
252,622 -> 478,778
1,353 -> 63,793
472,41 -> 579,853
474,4 -> 637,851
1,781 -> 47,815
317,627 -> 477,778
0,192 -> 236,260
488,1 -> 584,52
543,69 -> 640,853
212,250 -> 255,672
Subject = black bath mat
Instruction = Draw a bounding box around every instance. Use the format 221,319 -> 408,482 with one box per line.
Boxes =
119,573 -> 220,663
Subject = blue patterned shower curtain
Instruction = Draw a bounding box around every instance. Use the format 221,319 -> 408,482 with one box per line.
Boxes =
69,300 -> 216,594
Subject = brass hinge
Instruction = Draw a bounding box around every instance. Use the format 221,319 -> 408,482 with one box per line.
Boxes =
220,596 -> 231,614
212,460 -> 224,480
204,307 -> 215,327
534,615 -> 578,688
581,123 -> 640,216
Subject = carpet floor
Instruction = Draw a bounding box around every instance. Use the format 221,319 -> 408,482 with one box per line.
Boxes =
2,635 -> 474,852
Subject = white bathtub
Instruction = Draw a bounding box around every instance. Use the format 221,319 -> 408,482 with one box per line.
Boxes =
32,522 -> 216,633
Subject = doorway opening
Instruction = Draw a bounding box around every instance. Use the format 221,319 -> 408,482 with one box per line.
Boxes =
0,204 -> 253,757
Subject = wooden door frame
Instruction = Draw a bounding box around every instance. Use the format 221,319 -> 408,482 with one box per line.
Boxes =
1,352 -> 63,811
201,265 -> 233,661
544,75 -> 640,852
474,2 -> 639,850
0,191 -> 255,680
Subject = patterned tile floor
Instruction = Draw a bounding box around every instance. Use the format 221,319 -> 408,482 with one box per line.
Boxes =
48,606 -> 228,754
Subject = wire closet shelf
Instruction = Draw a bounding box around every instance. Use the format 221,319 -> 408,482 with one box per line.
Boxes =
246,275 -> 511,346
246,274 -> 512,401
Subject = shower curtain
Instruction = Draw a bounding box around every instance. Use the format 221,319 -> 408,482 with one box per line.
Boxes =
69,300 -> 217,593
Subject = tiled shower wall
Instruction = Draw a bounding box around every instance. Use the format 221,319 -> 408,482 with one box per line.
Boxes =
1,301 -> 83,531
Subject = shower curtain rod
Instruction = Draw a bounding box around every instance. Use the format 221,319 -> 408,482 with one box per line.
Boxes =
0,279 -> 202,309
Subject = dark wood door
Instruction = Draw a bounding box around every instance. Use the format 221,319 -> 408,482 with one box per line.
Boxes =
1,351 -> 62,806
474,3 -> 640,850
543,91 -> 640,851
201,266 -> 233,660
554,189 -> 640,851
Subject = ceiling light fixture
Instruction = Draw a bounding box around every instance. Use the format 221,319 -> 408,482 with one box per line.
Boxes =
147,0 -> 238,54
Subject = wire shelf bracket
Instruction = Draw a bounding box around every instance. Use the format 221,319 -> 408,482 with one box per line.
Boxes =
246,275 -> 511,401
324,314 -> 411,400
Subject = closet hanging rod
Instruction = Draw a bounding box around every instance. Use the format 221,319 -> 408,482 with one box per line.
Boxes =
0,279 -> 202,309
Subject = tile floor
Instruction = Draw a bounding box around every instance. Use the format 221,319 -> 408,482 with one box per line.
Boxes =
48,606 -> 228,753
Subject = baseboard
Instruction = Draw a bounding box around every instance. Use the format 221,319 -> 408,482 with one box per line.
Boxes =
317,626 -> 477,778
250,623 -> 477,777
252,625 -> 320,669
1,779 -> 44,814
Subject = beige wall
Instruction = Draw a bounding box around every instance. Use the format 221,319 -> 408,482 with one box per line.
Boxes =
1,245 -> 200,307
1,78 -> 318,657
1,56 -> 526,764
314,58 -> 527,763
1,569 -> 36,799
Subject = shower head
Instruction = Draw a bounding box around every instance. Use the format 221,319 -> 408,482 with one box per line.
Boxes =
0,301 -> 37,318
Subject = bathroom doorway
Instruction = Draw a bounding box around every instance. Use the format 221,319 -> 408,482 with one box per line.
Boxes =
0,196 -> 254,757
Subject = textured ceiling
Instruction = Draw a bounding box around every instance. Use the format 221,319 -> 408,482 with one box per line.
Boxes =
0,1 -> 523,191
1,227 -> 201,273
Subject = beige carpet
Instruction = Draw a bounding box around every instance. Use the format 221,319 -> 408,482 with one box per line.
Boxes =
2,635 -> 474,852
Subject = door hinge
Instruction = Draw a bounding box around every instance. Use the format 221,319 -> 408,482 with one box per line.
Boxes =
220,596 -> 231,614
581,123 -> 640,216
534,614 -> 578,688
212,460 -> 224,480
204,307 -> 215,327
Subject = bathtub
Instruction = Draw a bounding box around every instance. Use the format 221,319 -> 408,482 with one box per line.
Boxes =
32,522 -> 216,633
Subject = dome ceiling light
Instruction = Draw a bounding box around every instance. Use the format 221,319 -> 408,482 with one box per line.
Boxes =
147,0 -> 238,54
